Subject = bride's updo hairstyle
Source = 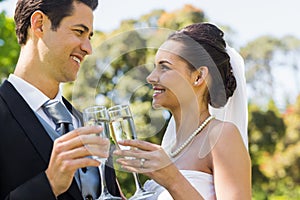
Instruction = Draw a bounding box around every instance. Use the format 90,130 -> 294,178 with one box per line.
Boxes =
166,23 -> 237,108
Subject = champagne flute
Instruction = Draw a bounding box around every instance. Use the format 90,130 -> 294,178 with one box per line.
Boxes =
107,104 -> 155,200
83,105 -> 121,200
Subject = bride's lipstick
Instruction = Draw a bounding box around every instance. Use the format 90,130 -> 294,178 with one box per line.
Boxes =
153,86 -> 165,97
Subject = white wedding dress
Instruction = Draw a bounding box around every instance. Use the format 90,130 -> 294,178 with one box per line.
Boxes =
144,170 -> 216,200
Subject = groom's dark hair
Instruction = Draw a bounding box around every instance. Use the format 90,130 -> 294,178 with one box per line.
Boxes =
14,0 -> 98,45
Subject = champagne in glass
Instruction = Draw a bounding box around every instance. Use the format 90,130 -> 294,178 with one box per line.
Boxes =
83,105 -> 121,200
108,105 -> 155,200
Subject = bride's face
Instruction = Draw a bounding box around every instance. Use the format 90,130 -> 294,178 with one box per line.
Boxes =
146,40 -> 200,110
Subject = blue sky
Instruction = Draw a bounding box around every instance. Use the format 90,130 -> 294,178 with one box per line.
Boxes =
1,0 -> 299,47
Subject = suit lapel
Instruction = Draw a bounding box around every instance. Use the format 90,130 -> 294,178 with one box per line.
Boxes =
63,97 -> 83,126
0,81 -> 53,163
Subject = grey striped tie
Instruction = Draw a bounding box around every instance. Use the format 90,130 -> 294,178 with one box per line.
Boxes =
42,100 -> 74,135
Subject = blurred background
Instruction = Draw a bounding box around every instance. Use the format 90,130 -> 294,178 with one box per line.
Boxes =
1,0 -> 300,199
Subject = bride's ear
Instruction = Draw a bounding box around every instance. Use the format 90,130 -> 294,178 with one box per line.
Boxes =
193,66 -> 208,86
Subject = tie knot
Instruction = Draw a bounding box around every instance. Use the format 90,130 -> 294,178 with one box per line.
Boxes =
43,100 -> 73,124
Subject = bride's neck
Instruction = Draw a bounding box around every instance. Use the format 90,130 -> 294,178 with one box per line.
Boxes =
172,104 -> 209,137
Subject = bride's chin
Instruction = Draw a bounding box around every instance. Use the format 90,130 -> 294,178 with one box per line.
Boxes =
152,102 -> 163,109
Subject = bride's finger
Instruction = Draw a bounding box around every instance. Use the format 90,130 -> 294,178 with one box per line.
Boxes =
118,139 -> 159,151
113,149 -> 148,160
116,157 -> 154,173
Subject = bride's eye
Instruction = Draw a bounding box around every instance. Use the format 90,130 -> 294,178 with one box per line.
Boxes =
160,64 -> 170,71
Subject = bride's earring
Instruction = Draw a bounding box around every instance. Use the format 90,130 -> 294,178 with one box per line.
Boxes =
193,71 -> 202,86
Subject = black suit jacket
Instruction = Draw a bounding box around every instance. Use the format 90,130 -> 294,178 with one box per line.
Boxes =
0,81 -> 120,200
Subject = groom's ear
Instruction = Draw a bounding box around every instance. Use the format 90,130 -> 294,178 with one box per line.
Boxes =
30,10 -> 47,38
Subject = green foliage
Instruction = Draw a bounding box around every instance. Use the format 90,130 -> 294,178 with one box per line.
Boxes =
249,100 -> 300,199
0,11 -> 20,81
249,101 -> 285,153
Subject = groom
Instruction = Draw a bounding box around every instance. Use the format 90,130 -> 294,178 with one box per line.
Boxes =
0,0 -> 121,199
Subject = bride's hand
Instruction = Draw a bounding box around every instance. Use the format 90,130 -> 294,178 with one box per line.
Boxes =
113,140 -> 179,184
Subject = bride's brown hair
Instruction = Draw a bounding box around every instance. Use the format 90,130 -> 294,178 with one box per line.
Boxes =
167,23 -> 237,108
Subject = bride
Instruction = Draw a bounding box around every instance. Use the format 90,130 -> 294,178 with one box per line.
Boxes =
114,22 -> 251,200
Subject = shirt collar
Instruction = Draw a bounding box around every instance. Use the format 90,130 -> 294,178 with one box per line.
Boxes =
7,74 -> 63,112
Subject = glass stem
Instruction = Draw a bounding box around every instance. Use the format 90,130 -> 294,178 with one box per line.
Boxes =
99,161 -> 109,195
132,172 -> 145,191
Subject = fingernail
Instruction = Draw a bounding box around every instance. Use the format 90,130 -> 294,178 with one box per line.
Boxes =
113,150 -> 120,154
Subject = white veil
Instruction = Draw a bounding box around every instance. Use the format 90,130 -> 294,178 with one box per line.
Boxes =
161,45 -> 249,151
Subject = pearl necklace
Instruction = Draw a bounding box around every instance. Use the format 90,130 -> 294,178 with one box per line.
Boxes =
169,115 -> 215,158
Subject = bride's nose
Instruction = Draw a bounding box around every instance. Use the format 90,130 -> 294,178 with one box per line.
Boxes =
146,69 -> 159,84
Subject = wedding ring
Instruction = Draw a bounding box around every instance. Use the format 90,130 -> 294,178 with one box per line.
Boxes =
140,158 -> 146,168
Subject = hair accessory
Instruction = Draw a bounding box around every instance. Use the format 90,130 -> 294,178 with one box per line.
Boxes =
169,115 -> 214,157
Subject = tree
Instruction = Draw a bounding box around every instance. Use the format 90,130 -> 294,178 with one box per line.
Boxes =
248,101 -> 284,199
249,99 -> 300,199
0,11 -> 20,81
241,36 -> 300,109
137,9 -> 164,28
157,4 -> 205,30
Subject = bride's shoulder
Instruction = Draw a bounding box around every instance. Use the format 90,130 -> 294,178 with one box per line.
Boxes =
210,119 -> 239,133
209,119 -> 244,149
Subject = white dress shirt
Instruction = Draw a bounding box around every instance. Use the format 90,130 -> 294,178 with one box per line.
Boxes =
7,74 -> 79,128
